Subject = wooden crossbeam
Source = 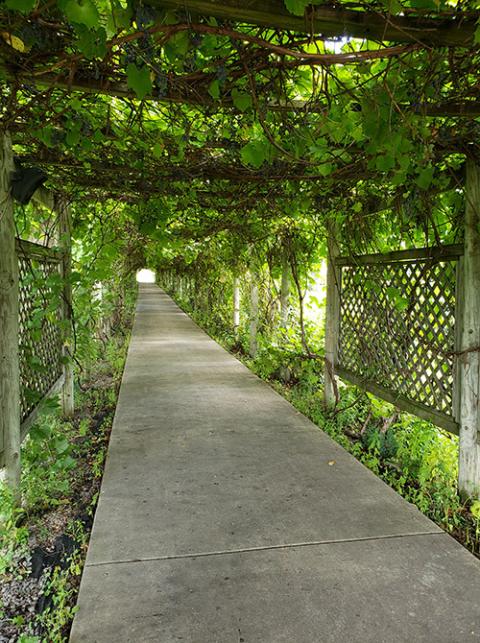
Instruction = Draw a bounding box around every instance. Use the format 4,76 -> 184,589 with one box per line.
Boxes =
151,0 -> 476,47
7,68 -> 479,118
336,243 -> 465,266
17,152 -> 367,185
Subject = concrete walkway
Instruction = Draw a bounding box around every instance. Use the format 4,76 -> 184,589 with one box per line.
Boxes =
70,284 -> 480,642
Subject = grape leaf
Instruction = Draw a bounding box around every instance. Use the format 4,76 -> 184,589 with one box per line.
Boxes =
152,142 -> 163,158
283,0 -> 309,16
416,166 -> 434,190
126,63 -> 152,100
376,154 -> 395,171
75,25 -> 107,59
231,88 -> 252,112
63,0 -> 100,29
475,24 -> 480,45
5,0 -> 36,13
208,80 -> 220,100
241,140 -> 267,168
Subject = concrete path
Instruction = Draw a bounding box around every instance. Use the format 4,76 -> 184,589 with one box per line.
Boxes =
70,284 -> 480,642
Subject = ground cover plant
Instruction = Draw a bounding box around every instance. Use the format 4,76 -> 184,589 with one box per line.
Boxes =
0,295 -> 135,641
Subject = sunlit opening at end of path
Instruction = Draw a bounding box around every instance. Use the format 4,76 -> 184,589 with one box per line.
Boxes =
136,269 -> 156,283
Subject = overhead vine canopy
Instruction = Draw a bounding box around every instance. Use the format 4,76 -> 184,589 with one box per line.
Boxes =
1,0 -> 479,255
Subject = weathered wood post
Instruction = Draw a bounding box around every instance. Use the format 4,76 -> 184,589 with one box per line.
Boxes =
279,250 -> 290,328
233,274 -> 240,337
458,159 -> 480,499
0,132 -> 21,498
179,275 -> 184,300
323,221 -> 341,407
57,195 -> 74,418
249,270 -> 259,358
191,274 -> 196,309
97,282 -> 112,337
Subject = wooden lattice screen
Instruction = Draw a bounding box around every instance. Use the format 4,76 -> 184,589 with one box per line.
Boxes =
16,238 -> 64,429
335,244 -> 464,434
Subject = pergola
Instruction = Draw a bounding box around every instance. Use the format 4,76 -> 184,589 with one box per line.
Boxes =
1,0 -> 480,499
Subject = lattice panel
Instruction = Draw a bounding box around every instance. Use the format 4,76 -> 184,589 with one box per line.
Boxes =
18,247 -> 63,424
338,256 -> 458,418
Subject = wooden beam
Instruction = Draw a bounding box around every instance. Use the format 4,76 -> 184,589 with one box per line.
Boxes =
17,153 -> 368,186
249,268 -> 259,358
9,70 -> 204,106
56,195 -> 74,418
457,159 -> 480,499
233,274 -> 240,337
152,0 -> 475,46
19,376 -> 65,446
0,132 -> 21,500
0,373 -> 66,467
6,69 -> 480,118
336,243 -> 464,267
336,366 -> 459,434
323,220 -> 341,407
15,237 -> 61,262
279,248 -> 290,328
415,101 -> 480,118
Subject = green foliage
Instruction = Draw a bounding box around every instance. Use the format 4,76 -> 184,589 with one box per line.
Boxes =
0,488 -> 29,575
22,414 -> 77,512
208,79 -> 220,100
126,62 -> 152,100
5,0 -> 36,12
36,549 -> 83,640
61,0 -> 100,29
0,320 -> 133,639
74,24 -> 107,59
283,0 -> 310,16
241,138 -> 274,168
231,88 -> 252,112
0,0 -> 467,269
475,23 -> 480,45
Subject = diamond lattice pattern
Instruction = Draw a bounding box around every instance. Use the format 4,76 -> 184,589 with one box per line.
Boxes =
18,251 -> 63,423
338,258 -> 457,416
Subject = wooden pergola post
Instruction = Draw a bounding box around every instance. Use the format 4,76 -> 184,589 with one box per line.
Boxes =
458,159 -> 480,499
0,132 -> 21,498
179,275 -> 184,299
233,274 -> 240,337
57,195 -> 74,418
249,271 -> 259,358
279,250 -> 290,328
323,221 -> 341,407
